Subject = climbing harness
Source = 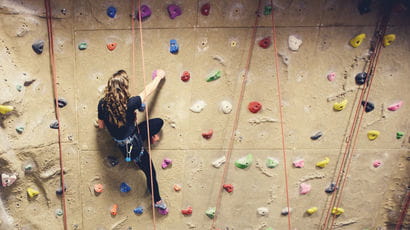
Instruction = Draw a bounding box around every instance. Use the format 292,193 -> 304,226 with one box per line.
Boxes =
113,133 -> 145,163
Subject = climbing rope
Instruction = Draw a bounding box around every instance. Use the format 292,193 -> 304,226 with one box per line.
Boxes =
396,188 -> 410,230
44,0 -> 68,229
320,3 -> 392,229
210,0 -> 262,229
133,0 -> 157,228
270,1 -> 292,229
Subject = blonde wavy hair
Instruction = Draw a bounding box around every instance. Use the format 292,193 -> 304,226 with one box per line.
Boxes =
102,70 -> 130,127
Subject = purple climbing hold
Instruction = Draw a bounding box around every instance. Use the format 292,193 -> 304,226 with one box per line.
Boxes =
136,5 -> 152,21
167,4 -> 182,19
107,6 -> 117,18
361,101 -> 374,113
32,41 -> 44,54
120,182 -> 131,192
355,72 -> 368,85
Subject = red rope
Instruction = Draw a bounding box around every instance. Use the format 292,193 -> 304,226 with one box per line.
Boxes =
135,0 -> 157,228
210,0 -> 262,229
44,0 -> 68,229
270,1 -> 291,229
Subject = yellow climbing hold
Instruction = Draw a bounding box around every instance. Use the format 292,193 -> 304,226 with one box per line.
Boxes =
383,34 -> 396,47
332,207 -> 344,216
350,33 -> 366,48
27,188 -> 39,198
0,105 -> 14,114
316,157 -> 330,168
306,207 -> 318,215
367,130 -> 380,140
333,99 -> 348,111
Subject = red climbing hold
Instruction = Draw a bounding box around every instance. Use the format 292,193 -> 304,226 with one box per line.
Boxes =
107,43 -> 117,51
201,3 -> 211,16
202,129 -> 213,139
223,184 -> 234,193
181,71 -> 190,82
181,206 -> 193,215
248,101 -> 262,113
258,37 -> 271,49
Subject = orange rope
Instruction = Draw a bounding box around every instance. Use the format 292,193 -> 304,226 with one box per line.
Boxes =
44,0 -> 68,229
321,5 -> 391,229
270,1 -> 291,229
396,189 -> 410,230
210,0 -> 262,229
135,0 -> 157,228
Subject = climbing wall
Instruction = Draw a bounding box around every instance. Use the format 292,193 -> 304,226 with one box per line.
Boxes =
0,0 -> 409,229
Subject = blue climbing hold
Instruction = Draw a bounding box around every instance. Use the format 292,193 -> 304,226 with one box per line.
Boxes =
133,206 -> 144,215
120,182 -> 131,192
107,6 -> 117,18
170,39 -> 179,54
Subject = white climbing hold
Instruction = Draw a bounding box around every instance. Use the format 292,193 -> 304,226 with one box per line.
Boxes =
212,156 -> 226,168
257,207 -> 269,216
220,100 -> 233,114
1,173 -> 17,187
288,35 -> 302,51
281,207 -> 292,215
190,100 -> 206,113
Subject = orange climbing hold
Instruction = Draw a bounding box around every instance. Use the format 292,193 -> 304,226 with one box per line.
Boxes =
181,206 -> 193,215
107,43 -> 117,51
223,184 -> 234,193
110,204 -> 118,216
173,184 -> 182,191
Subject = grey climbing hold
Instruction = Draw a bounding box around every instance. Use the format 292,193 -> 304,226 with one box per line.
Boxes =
50,120 -> 59,129
55,209 -> 63,216
16,126 -> 24,133
361,101 -> 374,112
16,85 -> 23,92
281,207 -> 292,216
325,182 -> 337,193
57,98 -> 67,108
310,131 -> 323,140
32,41 -> 44,54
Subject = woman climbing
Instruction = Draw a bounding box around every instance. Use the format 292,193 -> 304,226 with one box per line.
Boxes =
97,69 -> 168,213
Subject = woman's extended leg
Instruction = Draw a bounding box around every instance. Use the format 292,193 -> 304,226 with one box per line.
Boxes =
137,150 -> 162,203
137,118 -> 164,142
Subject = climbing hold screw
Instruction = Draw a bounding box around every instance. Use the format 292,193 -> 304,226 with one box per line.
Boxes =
170,39 -> 179,54
235,154 -> 253,169
27,187 -> 40,198
223,184 -> 234,193
316,157 -> 330,168
266,157 -> 279,168
387,101 -> 403,111
396,132 -> 404,139
205,207 -> 216,219
181,71 -> 190,82
32,41 -> 44,54
78,42 -> 87,50
361,101 -> 374,113
367,130 -> 380,140
161,158 -> 172,169
383,34 -> 396,47
120,182 -> 131,192
181,206 -> 193,215
133,206 -> 144,215
306,207 -> 318,215
201,3 -> 210,16
111,204 -> 118,216
167,4 -> 182,19
202,129 -> 213,139
106,6 -> 117,18
94,184 -> 103,193
206,70 -> 221,82
248,101 -> 262,113
0,105 -> 14,114
258,37 -> 271,49
333,99 -> 348,111
350,33 -> 366,48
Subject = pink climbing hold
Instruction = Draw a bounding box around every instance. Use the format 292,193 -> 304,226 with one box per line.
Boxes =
299,183 -> 311,194
293,159 -> 304,168
327,72 -> 336,81
161,158 -> 172,169
387,101 -> 403,111
373,160 -> 382,168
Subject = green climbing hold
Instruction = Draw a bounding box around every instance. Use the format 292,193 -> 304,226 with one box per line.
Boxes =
78,42 -> 87,50
266,157 -> 279,168
235,154 -> 253,169
16,85 -> 23,92
55,208 -> 63,216
16,126 -> 24,133
205,207 -> 216,219
264,5 -> 272,15
206,70 -> 221,82
396,132 -> 404,139
265,228 -> 273,230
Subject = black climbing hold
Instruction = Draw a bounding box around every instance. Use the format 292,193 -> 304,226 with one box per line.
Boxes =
361,101 -> 374,112
57,98 -> 68,108
310,131 -> 323,140
32,41 -> 44,54
355,72 -> 367,85
56,185 -> 67,195
325,182 -> 337,193
24,79 -> 36,86
358,0 -> 372,15
50,121 -> 59,129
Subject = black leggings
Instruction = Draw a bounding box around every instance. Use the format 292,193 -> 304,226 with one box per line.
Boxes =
119,118 -> 164,202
